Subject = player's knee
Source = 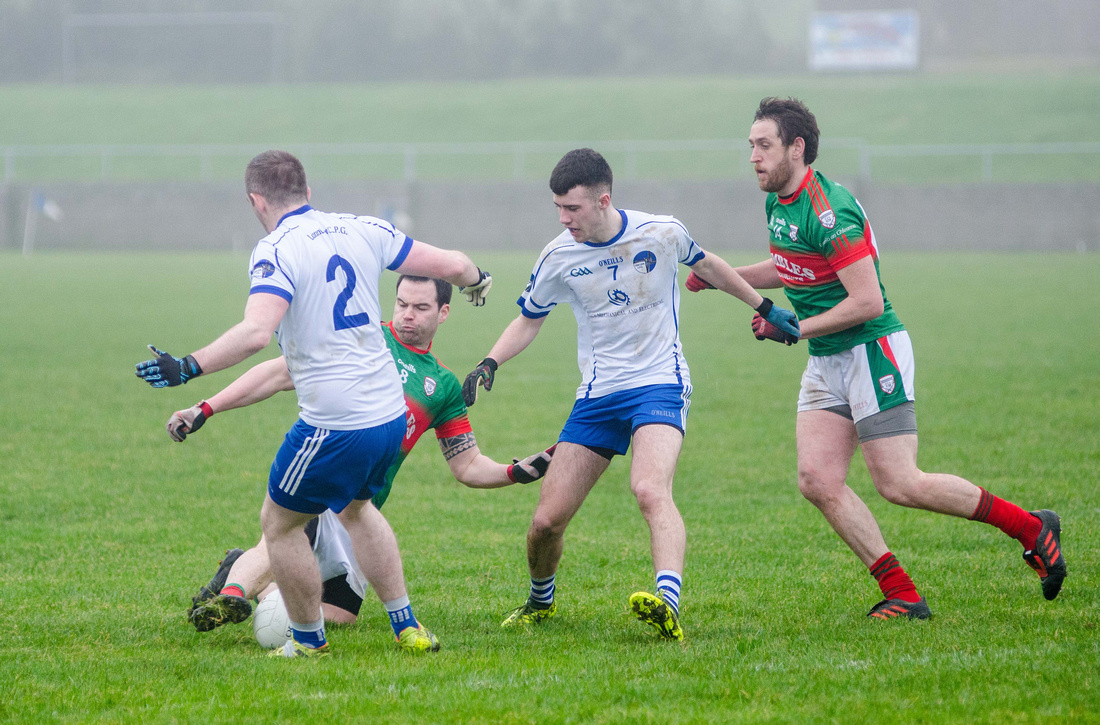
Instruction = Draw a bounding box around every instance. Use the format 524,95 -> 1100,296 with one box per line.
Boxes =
797,468 -> 840,507
872,473 -> 922,507
631,482 -> 672,517
529,511 -> 567,542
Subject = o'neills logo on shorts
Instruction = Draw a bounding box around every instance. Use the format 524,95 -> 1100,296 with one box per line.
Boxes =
879,375 -> 896,394
818,210 -> 836,229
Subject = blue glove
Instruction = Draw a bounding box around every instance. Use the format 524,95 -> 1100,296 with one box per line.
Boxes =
135,345 -> 203,388
754,298 -> 800,339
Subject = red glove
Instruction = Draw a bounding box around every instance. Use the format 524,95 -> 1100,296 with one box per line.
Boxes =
751,313 -> 798,345
685,271 -> 715,292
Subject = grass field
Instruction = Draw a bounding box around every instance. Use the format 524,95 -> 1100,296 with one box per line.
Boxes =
1,251 -> 1098,723
2,72 -> 1099,183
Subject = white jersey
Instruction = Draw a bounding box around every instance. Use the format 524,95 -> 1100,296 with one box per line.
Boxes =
248,205 -> 412,430
313,510 -> 368,599
518,209 -> 704,399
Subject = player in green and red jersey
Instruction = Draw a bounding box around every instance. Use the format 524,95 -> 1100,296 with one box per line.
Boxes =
172,275 -> 554,633
687,97 -> 1065,619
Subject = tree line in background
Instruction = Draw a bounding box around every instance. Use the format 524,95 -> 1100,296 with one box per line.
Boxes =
0,0 -> 1096,83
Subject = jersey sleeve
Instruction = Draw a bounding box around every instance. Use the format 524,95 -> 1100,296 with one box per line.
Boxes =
517,243 -> 571,319
671,218 -> 705,266
818,200 -> 873,271
248,238 -> 295,303
349,215 -> 414,271
434,414 -> 473,440
430,371 -> 472,438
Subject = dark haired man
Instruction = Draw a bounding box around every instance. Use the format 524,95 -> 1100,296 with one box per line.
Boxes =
463,148 -> 799,640
689,97 -> 1066,618
172,275 -> 554,638
136,150 -> 494,656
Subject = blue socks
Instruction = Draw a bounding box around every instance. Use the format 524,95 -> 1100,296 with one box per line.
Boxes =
385,595 -> 420,637
530,575 -> 555,608
290,616 -> 327,649
656,570 -> 682,617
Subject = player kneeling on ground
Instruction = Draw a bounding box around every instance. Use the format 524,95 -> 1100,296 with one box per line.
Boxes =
170,275 -> 553,652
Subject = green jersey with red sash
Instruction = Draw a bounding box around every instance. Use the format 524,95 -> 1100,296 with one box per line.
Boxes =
372,321 -> 471,507
766,168 -> 905,356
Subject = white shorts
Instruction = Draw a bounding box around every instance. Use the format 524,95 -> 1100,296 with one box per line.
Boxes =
797,330 -> 916,424
312,510 -> 368,602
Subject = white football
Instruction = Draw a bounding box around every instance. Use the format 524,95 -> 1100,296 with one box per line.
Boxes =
253,590 -> 292,649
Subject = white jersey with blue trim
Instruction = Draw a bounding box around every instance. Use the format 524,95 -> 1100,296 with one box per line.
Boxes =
247,205 -> 413,430
517,208 -> 705,399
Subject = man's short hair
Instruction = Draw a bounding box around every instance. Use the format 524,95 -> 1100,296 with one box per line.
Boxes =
549,148 -> 613,198
245,150 -> 309,209
396,275 -> 452,308
754,98 -> 820,165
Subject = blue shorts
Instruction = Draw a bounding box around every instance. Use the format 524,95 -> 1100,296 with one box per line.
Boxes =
267,414 -> 405,515
559,384 -> 691,456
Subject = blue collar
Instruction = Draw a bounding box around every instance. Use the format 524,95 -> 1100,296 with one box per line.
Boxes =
277,204 -> 312,228
582,209 -> 628,247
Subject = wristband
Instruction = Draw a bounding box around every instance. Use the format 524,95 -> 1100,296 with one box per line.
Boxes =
755,297 -> 774,316
183,354 -> 203,378
198,401 -> 214,418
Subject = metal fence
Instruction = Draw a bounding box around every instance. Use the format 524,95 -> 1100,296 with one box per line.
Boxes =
4,139 -> 1100,184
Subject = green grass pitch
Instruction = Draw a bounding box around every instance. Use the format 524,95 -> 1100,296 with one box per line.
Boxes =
0,250 -> 1097,723
2,72 -> 1099,183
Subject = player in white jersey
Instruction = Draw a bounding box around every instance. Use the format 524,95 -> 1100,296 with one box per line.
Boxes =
136,150 -> 493,657
462,148 -> 799,640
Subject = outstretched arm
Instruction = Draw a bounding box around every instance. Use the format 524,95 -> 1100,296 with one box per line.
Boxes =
462,314 -> 546,406
191,293 -> 289,375
440,433 -> 555,488
166,356 -> 294,441
487,314 -> 546,366
394,240 -> 480,287
733,259 -> 784,289
136,292 -> 287,389
689,252 -> 769,308
689,251 -> 799,339
440,434 -> 514,488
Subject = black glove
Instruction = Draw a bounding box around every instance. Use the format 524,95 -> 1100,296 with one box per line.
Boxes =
136,345 -> 202,388
507,445 -> 556,484
461,357 -> 498,407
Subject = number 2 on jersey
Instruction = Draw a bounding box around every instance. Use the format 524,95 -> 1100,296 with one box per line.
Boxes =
326,254 -> 371,330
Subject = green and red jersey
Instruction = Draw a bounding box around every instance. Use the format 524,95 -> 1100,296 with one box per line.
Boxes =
373,321 -> 471,507
765,168 -> 905,356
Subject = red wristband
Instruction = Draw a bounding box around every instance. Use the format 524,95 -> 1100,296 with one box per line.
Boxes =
198,401 -> 214,418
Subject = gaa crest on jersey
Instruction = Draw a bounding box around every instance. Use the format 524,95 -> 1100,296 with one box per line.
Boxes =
250,260 -> 276,279
818,210 -> 836,229
632,251 -> 657,274
789,224 -> 799,241
424,376 -> 437,397
878,374 -> 896,395
608,289 -> 630,307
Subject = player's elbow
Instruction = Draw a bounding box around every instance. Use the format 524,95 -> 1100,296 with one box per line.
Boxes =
864,295 -> 885,320
852,292 -> 884,322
